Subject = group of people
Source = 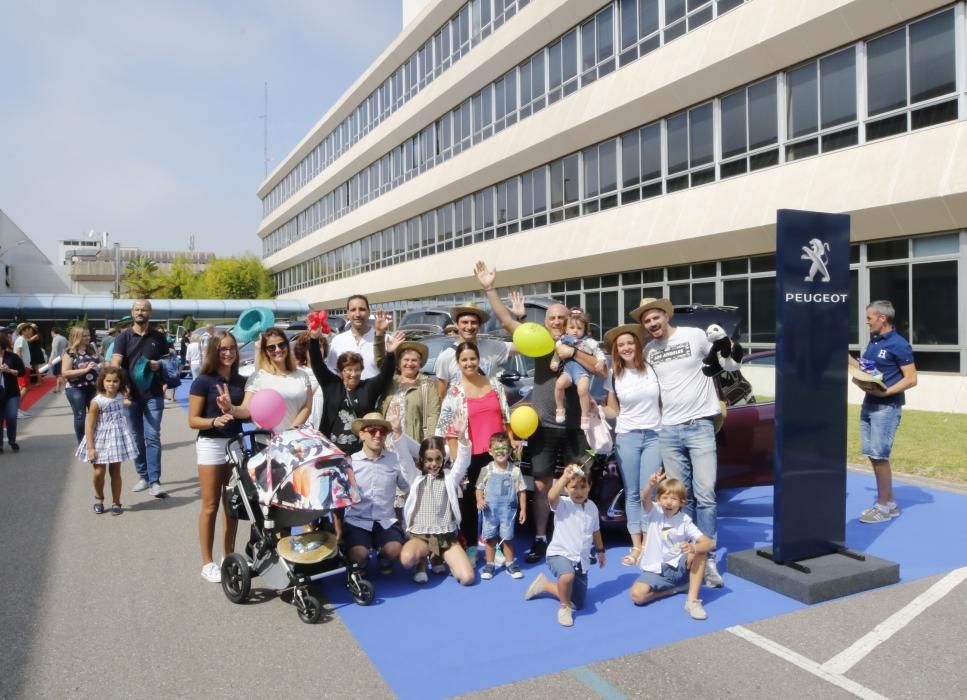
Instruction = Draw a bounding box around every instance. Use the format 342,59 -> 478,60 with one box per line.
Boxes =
44,258 -> 916,628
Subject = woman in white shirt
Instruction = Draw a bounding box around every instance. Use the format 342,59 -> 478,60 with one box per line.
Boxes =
186,333 -> 203,379
600,324 -> 662,567
239,327 -> 312,431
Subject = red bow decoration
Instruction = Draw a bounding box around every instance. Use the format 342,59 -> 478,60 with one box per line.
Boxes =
307,310 -> 330,334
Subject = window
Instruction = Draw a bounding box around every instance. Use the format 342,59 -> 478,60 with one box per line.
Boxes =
866,9 -> 957,141
720,77 -> 779,178
666,102 -> 714,191
786,47 -> 857,161
581,5 -> 616,86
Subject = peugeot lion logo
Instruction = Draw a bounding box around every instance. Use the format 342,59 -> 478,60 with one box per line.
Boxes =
801,238 -> 831,282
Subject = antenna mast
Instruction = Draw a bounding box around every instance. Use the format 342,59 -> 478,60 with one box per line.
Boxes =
262,82 -> 269,177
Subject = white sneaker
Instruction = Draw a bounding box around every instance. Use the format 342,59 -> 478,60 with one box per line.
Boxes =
413,571 -> 429,584
201,562 -> 221,583
685,598 -> 708,620
17,410 -> 30,419
704,557 -> 724,588
131,478 -> 149,492
525,572 -> 547,601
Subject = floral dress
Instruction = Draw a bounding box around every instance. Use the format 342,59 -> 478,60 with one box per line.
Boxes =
75,394 -> 138,464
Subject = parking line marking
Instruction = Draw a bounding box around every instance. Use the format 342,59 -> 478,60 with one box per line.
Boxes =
569,666 -> 628,700
727,626 -> 889,700
821,566 -> 967,675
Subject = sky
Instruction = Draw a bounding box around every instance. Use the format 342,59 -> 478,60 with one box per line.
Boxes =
0,0 -> 403,264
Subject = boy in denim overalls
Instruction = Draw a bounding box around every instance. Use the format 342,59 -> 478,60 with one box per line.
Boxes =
475,432 -> 526,580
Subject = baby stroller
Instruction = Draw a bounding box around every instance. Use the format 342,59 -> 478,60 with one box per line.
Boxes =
221,427 -> 375,623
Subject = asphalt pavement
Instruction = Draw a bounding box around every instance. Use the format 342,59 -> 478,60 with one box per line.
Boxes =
2,389 -> 964,699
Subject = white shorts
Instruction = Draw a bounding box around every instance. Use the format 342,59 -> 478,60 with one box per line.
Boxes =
196,436 -> 230,465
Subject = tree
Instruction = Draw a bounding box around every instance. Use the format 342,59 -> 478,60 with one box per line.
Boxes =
123,255 -> 165,298
158,254 -> 196,299
199,256 -> 275,299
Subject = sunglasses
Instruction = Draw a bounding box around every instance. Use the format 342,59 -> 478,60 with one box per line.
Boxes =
362,426 -> 388,436
264,342 -> 288,353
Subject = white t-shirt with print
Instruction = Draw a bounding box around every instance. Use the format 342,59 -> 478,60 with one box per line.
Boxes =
604,367 -> 661,433
645,326 -> 719,426
639,506 -> 703,573
244,368 -> 311,431
546,495 -> 599,572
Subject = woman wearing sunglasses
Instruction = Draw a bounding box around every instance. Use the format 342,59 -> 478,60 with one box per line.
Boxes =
239,327 -> 313,432
187,330 -> 250,583
308,311 -> 404,457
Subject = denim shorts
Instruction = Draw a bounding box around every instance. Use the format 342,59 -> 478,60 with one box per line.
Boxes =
481,501 -> 517,541
860,402 -> 902,460
547,555 -> 588,609
635,556 -> 689,592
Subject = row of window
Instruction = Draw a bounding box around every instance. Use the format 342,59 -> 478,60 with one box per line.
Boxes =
272,5 -> 965,293
261,0 -> 529,216
262,0 -> 750,257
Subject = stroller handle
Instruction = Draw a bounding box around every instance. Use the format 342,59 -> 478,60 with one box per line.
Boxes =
226,429 -> 274,460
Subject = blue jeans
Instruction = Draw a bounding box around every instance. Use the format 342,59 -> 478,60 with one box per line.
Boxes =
860,402 -> 902,460
660,418 -> 717,545
615,428 -> 662,535
1,396 -> 20,445
126,395 -> 164,484
65,385 -> 95,444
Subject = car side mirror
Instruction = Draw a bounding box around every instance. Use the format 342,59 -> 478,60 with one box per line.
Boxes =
497,368 -> 521,383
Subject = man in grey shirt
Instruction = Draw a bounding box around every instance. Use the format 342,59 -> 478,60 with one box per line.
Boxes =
50,327 -> 68,393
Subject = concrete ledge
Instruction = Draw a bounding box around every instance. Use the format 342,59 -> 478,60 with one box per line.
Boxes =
728,547 -> 899,605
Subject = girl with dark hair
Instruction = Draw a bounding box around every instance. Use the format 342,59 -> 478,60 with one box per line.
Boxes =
75,366 -> 137,515
435,341 -> 512,556
187,330 -> 250,583
0,332 -> 26,452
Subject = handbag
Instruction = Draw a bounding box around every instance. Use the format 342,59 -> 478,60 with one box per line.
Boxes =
584,402 -> 614,455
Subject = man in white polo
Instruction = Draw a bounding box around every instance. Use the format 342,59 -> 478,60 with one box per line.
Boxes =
634,297 -> 724,588
327,294 -> 378,380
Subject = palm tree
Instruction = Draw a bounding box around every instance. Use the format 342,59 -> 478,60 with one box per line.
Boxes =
123,255 -> 164,298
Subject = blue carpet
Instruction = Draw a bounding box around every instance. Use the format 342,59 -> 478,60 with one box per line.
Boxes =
317,471 -> 967,698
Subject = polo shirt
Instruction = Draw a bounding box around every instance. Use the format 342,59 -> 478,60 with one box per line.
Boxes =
861,329 -> 914,407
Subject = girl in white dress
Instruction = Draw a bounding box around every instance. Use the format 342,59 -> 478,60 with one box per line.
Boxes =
76,366 -> 138,515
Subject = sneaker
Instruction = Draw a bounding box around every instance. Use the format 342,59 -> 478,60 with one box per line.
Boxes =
859,504 -> 897,523
554,410 -> 566,424
524,572 -> 547,601
93,502 -> 105,515
149,482 -> 166,498
525,538 -> 547,564
685,598 -> 708,620
132,478 -> 149,493
413,571 -> 429,584
200,562 -> 221,583
704,557 -> 724,588
481,563 -> 496,580
557,604 -> 574,627
17,410 -> 30,419
506,561 -> 523,579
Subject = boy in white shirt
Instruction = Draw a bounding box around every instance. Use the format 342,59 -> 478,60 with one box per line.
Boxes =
630,468 -> 713,620
524,464 -> 606,627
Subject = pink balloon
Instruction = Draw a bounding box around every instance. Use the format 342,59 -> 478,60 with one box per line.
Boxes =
249,388 -> 286,431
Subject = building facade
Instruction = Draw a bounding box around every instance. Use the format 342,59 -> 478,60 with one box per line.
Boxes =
258,0 -> 967,391
0,209 -> 70,294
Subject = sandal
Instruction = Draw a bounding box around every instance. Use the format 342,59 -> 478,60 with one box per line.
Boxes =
111,503 -> 123,516
93,499 -> 105,515
621,547 -> 642,567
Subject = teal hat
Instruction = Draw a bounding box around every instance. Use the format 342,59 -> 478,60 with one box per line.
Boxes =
130,356 -> 155,393
118,315 -> 133,325
233,307 -> 276,342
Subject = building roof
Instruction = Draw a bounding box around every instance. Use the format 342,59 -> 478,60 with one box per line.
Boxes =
0,294 -> 309,320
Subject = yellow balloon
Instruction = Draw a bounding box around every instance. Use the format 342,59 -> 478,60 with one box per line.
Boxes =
510,405 -> 540,439
513,322 -> 555,357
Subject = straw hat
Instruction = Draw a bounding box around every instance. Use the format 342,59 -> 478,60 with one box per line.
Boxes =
395,340 -> 428,365
628,297 -> 674,323
603,324 -> 646,350
351,412 -> 393,435
848,365 -> 886,389
450,303 -> 490,324
277,531 -> 338,564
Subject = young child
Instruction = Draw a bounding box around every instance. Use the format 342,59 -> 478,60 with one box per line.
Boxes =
398,423 -> 476,586
630,468 -> 713,620
75,366 -> 138,516
552,313 -> 604,429
475,432 -> 527,580
524,464 -> 605,627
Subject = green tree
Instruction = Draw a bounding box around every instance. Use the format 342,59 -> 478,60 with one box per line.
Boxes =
157,254 -> 196,299
123,255 -> 165,298
200,256 -> 275,299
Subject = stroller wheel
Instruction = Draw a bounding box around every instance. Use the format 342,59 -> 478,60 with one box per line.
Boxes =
221,553 -> 251,604
349,574 -> 375,606
295,590 -> 323,624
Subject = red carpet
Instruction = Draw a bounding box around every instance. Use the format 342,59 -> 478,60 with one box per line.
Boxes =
21,376 -> 56,411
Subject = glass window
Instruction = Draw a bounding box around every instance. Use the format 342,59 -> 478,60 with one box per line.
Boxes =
620,0 -> 637,50
909,9 -> 955,104
913,233 -> 958,257
599,139 -> 617,193
788,63 -> 818,137
621,129 -> 640,187
562,29 -> 578,86
720,90 -> 746,159
750,277 -> 776,344
867,28 -> 906,116
596,6 -> 614,63
666,113 -> 688,174
820,48 -> 856,129
641,123 -> 661,180
583,146 -> 599,198
689,103 -> 713,167
563,154 -> 580,204
748,78 -> 777,149
869,265 -> 910,337
912,261 -> 957,344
